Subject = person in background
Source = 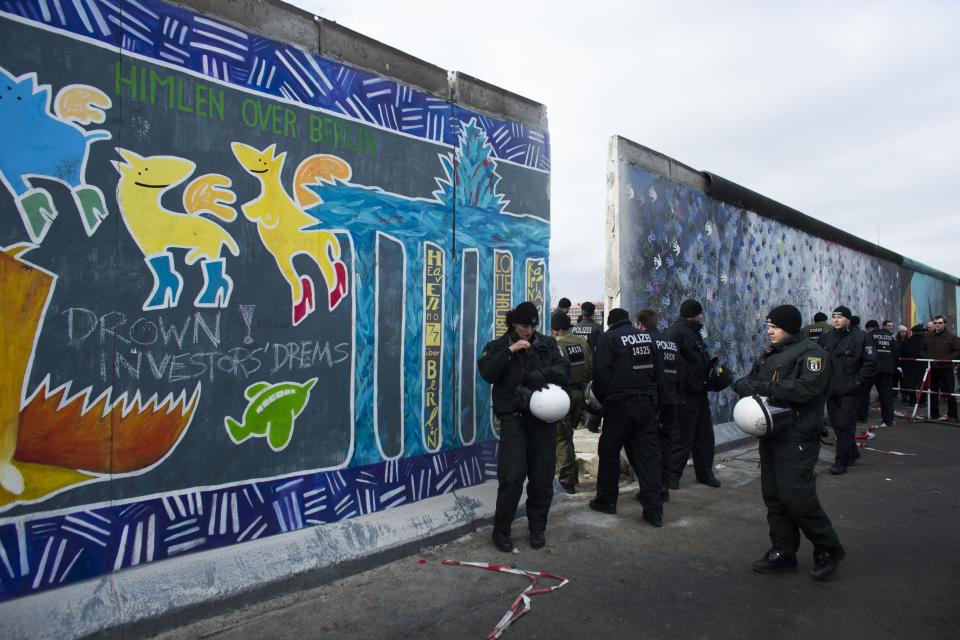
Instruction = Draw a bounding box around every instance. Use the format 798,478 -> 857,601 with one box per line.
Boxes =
636,308 -> 679,503
571,300 -> 603,352
551,310 -> 592,494
818,306 -> 876,475
861,319 -> 898,427
665,299 -> 721,489
901,324 -> 927,406
921,314 -> 960,422
478,302 -> 570,552
556,297 -> 571,315
895,325 -> 910,403
801,312 -> 832,341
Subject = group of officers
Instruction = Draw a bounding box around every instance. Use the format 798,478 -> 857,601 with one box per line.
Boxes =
475,297 -> 916,582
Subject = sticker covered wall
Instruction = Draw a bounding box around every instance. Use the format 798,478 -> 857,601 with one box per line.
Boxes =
0,0 -> 549,601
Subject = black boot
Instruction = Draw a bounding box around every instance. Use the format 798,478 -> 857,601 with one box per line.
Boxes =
752,549 -> 798,573
642,508 -> 663,528
811,546 -> 845,581
492,530 -> 513,553
589,498 -> 617,514
697,474 -> 721,488
529,530 -> 546,549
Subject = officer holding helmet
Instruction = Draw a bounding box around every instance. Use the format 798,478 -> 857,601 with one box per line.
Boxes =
478,301 -> 570,552
733,304 -> 845,581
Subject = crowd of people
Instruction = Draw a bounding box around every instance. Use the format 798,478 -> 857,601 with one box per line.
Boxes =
476,296 -> 960,582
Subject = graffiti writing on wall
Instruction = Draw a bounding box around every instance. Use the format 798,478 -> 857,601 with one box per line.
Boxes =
0,0 -> 549,602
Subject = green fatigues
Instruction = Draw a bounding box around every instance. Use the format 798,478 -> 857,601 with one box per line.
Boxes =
742,334 -> 842,555
555,332 -> 592,488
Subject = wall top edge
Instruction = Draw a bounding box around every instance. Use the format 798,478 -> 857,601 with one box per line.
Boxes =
612,136 -> 959,286
176,0 -> 546,127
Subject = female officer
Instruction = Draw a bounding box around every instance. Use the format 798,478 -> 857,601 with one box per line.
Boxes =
733,304 -> 846,581
478,302 -> 570,552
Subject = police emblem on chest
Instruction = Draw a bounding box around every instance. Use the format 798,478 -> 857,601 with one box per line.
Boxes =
806,356 -> 822,372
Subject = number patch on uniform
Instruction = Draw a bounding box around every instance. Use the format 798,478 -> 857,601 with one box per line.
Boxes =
806,356 -> 823,372
566,344 -> 585,364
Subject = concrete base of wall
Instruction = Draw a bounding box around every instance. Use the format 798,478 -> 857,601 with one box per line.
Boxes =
4,481 -> 549,640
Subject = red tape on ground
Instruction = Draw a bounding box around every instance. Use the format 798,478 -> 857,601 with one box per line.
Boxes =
442,559 -> 569,639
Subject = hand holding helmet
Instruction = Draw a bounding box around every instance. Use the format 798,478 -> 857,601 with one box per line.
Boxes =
733,395 -> 792,438
733,376 -> 770,398
522,369 -> 547,391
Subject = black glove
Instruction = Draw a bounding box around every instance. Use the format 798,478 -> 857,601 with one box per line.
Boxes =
733,377 -> 757,397
514,386 -> 534,413
522,370 -> 547,391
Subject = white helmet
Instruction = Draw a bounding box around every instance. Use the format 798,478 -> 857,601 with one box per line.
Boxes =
732,395 -> 793,438
529,384 -> 571,423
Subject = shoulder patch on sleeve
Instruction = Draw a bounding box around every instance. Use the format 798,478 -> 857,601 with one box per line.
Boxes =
806,355 -> 823,372
864,345 -> 874,355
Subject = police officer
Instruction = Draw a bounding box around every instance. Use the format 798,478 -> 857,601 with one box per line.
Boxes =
551,310 -> 592,494
733,304 -> 845,581
571,301 -> 603,352
665,299 -> 721,489
801,312 -> 832,341
818,305 -> 877,475
861,319 -> 899,427
636,308 -> 679,501
478,302 -> 571,552
588,308 -> 667,527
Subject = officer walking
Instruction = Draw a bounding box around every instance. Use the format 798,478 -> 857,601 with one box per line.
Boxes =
818,306 -> 877,475
665,299 -> 721,489
636,308 -> 679,502
551,310 -> 593,494
733,304 -> 845,581
478,302 -> 571,552
588,308 -> 667,527
861,319 -> 899,427
571,301 -> 603,352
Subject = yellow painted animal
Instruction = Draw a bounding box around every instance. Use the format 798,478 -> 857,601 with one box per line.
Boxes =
231,142 -> 350,325
113,149 -> 239,310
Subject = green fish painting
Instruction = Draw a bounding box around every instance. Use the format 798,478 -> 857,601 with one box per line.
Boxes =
224,378 -> 318,452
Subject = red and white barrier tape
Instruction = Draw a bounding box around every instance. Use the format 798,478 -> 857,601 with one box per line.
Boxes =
442,559 -> 569,639
860,446 -> 917,456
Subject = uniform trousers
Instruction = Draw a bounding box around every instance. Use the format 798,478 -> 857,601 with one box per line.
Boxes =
760,438 -> 841,554
826,395 -> 860,465
858,374 -> 895,424
596,395 -> 662,509
929,368 -> 958,419
494,413 -> 556,535
668,394 -> 715,482
556,388 -> 584,487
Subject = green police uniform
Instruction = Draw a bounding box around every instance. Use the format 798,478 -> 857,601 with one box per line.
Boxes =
555,331 -> 592,489
740,334 -> 843,556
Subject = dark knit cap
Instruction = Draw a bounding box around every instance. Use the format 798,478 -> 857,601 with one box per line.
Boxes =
813,312 -> 828,323
766,305 -> 802,335
558,297 -> 571,309
581,301 -> 595,315
833,305 -> 852,319
508,301 -> 539,326
551,309 -> 571,330
607,307 -> 629,327
680,299 -> 703,319
865,319 -> 879,330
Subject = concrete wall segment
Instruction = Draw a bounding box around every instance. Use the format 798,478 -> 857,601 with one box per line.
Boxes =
173,0 -> 319,52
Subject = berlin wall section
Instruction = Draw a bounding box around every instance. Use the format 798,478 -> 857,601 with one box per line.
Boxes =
606,135 -> 958,427
0,0 -> 550,636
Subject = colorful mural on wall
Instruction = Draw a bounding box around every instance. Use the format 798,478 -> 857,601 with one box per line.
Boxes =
0,0 -> 549,601
615,165 -> 956,423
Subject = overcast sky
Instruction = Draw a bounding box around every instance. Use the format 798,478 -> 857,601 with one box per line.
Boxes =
288,0 -> 960,303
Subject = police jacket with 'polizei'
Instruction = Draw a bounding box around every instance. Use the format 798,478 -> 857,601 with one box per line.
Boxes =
870,329 -> 899,375
649,327 -> 680,406
743,334 -> 831,442
818,326 -> 877,397
592,319 -> 665,404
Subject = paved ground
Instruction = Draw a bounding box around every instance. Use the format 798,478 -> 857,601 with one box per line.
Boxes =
150,408 -> 960,640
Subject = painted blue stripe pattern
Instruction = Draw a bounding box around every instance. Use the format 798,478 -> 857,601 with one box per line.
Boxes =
0,0 -> 550,170
0,441 -> 498,600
